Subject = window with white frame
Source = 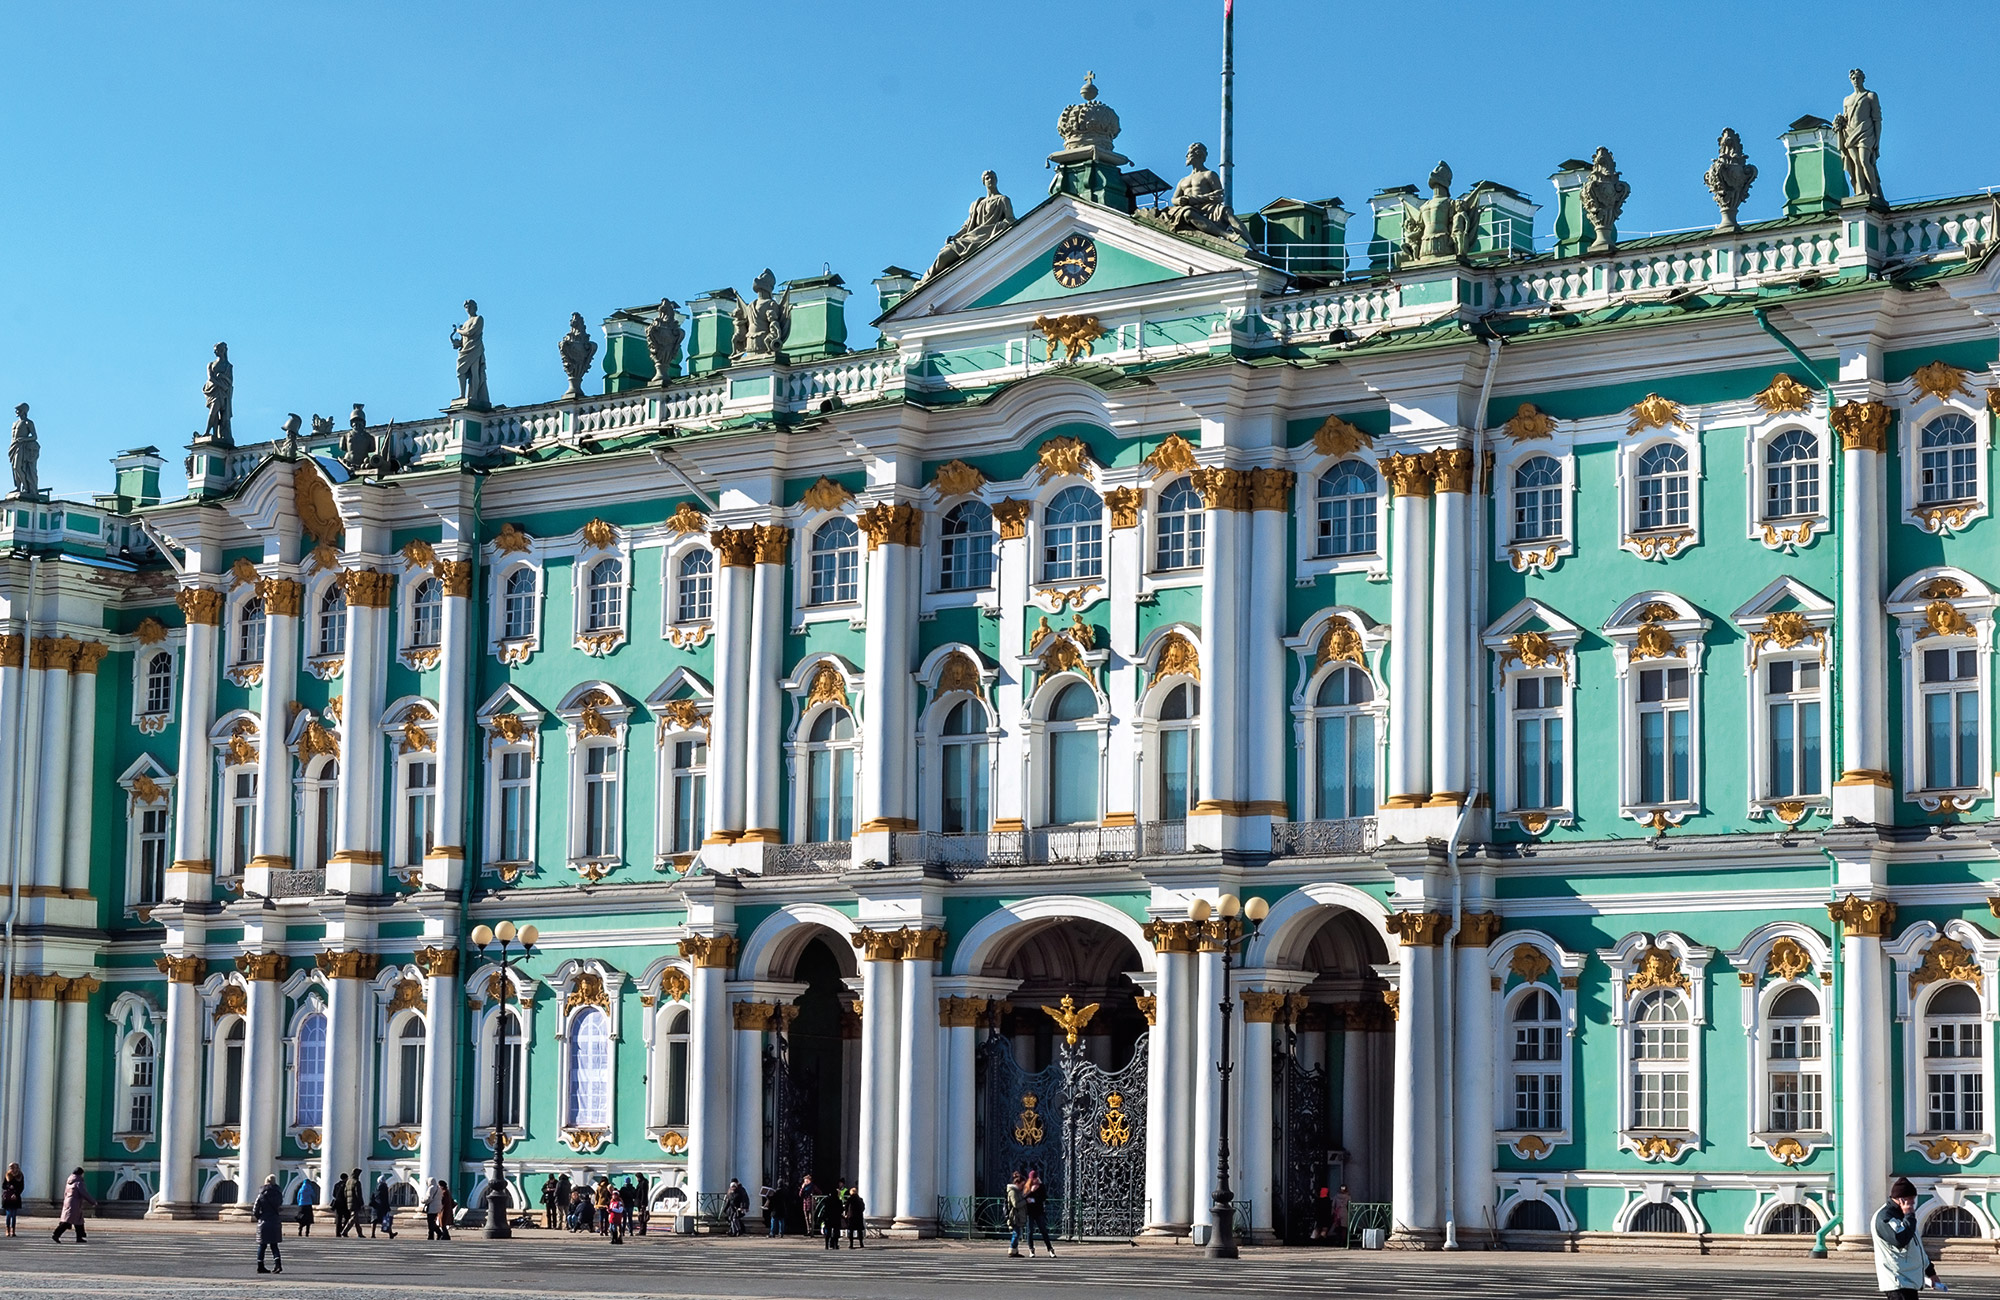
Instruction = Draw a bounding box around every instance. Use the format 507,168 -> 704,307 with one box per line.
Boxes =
391,1015 -> 425,1127
580,743 -> 620,859
1315,461 -> 1378,557
1043,681 -> 1100,825
1634,444 -> 1691,533
1925,982 -> 1984,1135
1511,673 -> 1565,814
224,768 -> 258,875
1512,456 -> 1563,542
1630,990 -> 1692,1131
502,568 -> 536,640
1512,988 -> 1564,1131
133,799 -> 169,905
1155,683 -> 1200,820
1635,664 -> 1691,805
666,738 -> 706,855
584,558 -> 624,632
1765,984 -> 1825,1133
120,1032 -> 156,1136
214,1017 -> 246,1125
801,708 -> 856,842
235,597 -> 266,665
663,1007 -> 690,1127
495,749 -> 533,865
1764,430 -> 1821,521
809,518 -> 860,605
938,699 -> 989,833
399,758 -> 437,868
408,577 -> 442,649
1154,477 -> 1204,571
1042,487 -> 1104,583
142,651 -> 174,717
316,584 -> 347,657
293,1012 -> 327,1127
1921,645 -> 1981,792
300,758 -> 338,874
1309,665 -> 1376,819
565,1007 -> 612,1128
1763,657 -> 1825,799
1920,413 -> 1979,506
938,502 -> 994,591
674,550 -> 713,624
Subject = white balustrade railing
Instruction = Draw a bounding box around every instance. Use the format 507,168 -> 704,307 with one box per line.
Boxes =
1270,818 -> 1377,858
780,353 -> 903,409
658,379 -> 728,426
1884,201 -> 1994,259
1268,284 -> 1398,337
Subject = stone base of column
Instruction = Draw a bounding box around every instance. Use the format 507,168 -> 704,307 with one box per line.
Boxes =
1376,805 -> 1468,844
1387,1226 -> 1444,1249
1831,775 -> 1894,824
216,1204 -> 255,1222
886,1216 -> 937,1238
143,1201 -> 205,1221
1137,1222 -> 1193,1242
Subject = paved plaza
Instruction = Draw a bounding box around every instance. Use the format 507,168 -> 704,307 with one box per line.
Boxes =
0,1221 -> 1981,1300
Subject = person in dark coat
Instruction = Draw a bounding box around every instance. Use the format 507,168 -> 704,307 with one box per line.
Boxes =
843,1184 -> 866,1248
331,1173 -> 351,1236
346,1170 -> 366,1241
294,1176 -> 317,1236
1022,1168 -> 1056,1257
723,1179 -> 749,1237
253,1175 -> 284,1274
369,1178 -> 397,1238
635,1173 -> 651,1235
541,1176 -> 561,1229
51,1168 -> 93,1242
815,1185 -> 841,1249
2,1162 -> 21,1237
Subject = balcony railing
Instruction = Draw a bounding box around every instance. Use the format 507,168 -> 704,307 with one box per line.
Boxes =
760,841 -> 851,876
265,869 -> 326,898
890,821 -> 1194,870
1269,817 -> 1377,858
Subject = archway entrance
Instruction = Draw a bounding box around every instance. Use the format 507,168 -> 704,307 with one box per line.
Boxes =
1276,907 -> 1392,1244
765,932 -> 857,1222
975,918 -> 1149,1239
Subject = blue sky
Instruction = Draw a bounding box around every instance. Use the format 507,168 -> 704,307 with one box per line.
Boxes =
2,1 -> 1994,499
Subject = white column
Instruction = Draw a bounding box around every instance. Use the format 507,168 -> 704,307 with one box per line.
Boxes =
858,507 -> 918,854
151,961 -> 206,1214
729,1002 -> 767,1196
1152,938 -> 1194,1229
993,509 -> 1029,834
742,529 -> 788,842
170,589 -> 223,902
0,639 -> 27,916
1246,474 -> 1293,820
855,936 -> 901,1222
332,570 -> 392,895
1341,1012 -> 1374,1201
252,583 -> 299,882
685,941 -> 734,1199
62,645 -> 106,893
317,953 -> 372,1207
18,985 -> 56,1203
236,957 -> 285,1205
1192,483 -> 1244,847
1429,453 -> 1471,802
1833,418 -> 1892,821
427,562 -> 472,890
418,948 -> 458,1190
1390,925 -> 1440,1237
705,533 -> 755,843
31,639 -> 74,891
1384,461 -> 1433,810
1190,939 -> 1222,1230
0,994 -> 22,1185
940,1004 -> 979,1205
893,930 -> 939,1233
1239,995 -> 1277,1244
52,981 -> 91,1190
1839,907 -> 1893,1248
1452,923 -> 1496,1239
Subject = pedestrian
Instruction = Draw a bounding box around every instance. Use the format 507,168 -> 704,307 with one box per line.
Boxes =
815,1183 -> 841,1250
51,1167 -> 93,1243
800,1174 -> 819,1237
844,1183 -> 866,1249
331,1172 -> 351,1236
346,1170 -> 366,1241
762,1185 -> 780,1237
294,1176 -> 316,1237
1022,1168 -> 1056,1258
556,1172 -> 572,1226
541,1175 -> 560,1230
1332,1184 -> 1351,1246
2,1162 -> 21,1237
423,1178 -> 444,1240
594,1176 -> 612,1236
253,1174 -> 284,1274
437,1179 -> 456,1240
607,1187 -> 624,1245
370,1178 -> 398,1238
620,1177 -> 639,1234
724,1178 -> 749,1237
1005,1170 -> 1027,1257
1873,1177 -> 1941,1300
635,1172 -> 651,1235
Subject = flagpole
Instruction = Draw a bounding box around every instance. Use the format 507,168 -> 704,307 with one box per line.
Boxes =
1220,0 -> 1235,209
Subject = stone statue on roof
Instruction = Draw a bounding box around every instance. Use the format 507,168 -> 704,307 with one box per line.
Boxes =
9,404 -> 37,500
279,413 -> 303,459
926,171 -> 1017,280
1401,161 -> 1480,263
730,269 -> 791,360
1704,129 -> 1757,231
559,312 -> 598,400
645,299 -> 684,386
201,342 -> 234,446
1579,146 -> 1630,254
343,403 -> 375,471
452,300 -> 490,410
1835,68 -> 1883,206
1165,142 -> 1248,243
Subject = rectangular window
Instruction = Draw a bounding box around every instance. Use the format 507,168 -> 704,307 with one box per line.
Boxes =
1315,714 -> 1376,820
1766,658 -> 1823,798
666,1038 -> 690,1127
941,740 -> 990,834
1512,675 -> 1564,811
1160,727 -> 1194,820
807,748 -> 855,842
405,761 -> 436,865
584,746 -> 619,857
498,751 -> 530,862
1922,647 -> 1981,790
1636,667 -> 1691,804
1048,730 -> 1099,826
1514,1072 -> 1561,1131
1632,1016 -> 1690,1129
230,772 -> 258,874
671,740 -> 707,854
138,806 -> 168,904
128,1048 -> 155,1133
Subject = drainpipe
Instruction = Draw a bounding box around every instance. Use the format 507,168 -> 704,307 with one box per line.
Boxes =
1814,846 -> 1843,1257
0,555 -> 42,1169
455,470 -> 488,1185
1752,307 -> 1829,390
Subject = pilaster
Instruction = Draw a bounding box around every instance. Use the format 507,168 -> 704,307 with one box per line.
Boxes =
236,951 -> 286,1206
251,579 -> 301,887
1381,455 -> 1435,841
51,977 -> 93,1196
29,637 -> 76,891
1188,468 -> 1251,850
315,947 -> 380,1206
332,569 -> 393,894
892,926 -> 944,1234
149,954 -> 207,1216
1832,892 -> 1895,1250
852,927 -> 903,1224
170,587 -> 223,902
427,560 -> 473,890
62,643 -> 106,894
705,530 -> 755,850
683,933 -> 738,1200
1386,909 -> 1446,1242
1428,449 -> 1472,805
743,525 -> 789,841
857,503 -> 921,863
1831,399 -> 1894,822
415,945 -> 459,1189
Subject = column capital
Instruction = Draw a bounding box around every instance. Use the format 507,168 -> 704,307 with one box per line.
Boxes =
851,927 -> 904,962
0,635 -> 20,669
731,999 -> 777,1031
937,995 -> 989,1027
1142,919 -> 1196,953
1385,910 -> 1450,946
680,934 -> 738,969
415,946 -> 460,978
992,499 -> 1031,539
313,950 -> 380,980
1382,452 -> 1438,498
437,560 -> 474,598
1459,912 -> 1504,947
710,527 -> 758,568
1429,447 -> 1475,494
1829,894 -> 1896,937
1248,466 -> 1296,510
750,523 -> 790,564
858,502 -> 923,550
234,952 -> 287,981
29,637 -> 80,672
899,926 -> 947,961
1192,917 -> 1242,952
338,569 -> 397,608
176,586 -> 225,626
254,577 -> 304,617
1830,399 -> 1892,452
1191,465 -> 1253,512
155,955 -> 208,983
71,642 -> 110,675
57,974 -> 99,1002
1241,990 -> 1288,1023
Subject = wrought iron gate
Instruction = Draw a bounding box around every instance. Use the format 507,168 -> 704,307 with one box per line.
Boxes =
976,1030 -> 1148,1239
1276,1033 -> 1330,1244
766,1030 -> 816,1193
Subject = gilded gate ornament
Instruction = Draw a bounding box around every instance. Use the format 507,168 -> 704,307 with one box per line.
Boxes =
1014,1093 -> 1045,1145
1099,1093 -> 1133,1147
1043,994 -> 1099,1046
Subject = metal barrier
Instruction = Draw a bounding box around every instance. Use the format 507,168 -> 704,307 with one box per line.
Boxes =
1347,1201 -> 1391,1247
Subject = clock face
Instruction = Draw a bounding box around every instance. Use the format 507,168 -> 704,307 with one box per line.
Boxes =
1051,234 -> 1097,289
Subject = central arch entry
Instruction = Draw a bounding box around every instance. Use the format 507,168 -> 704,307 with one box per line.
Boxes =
974,916 -> 1150,1240
755,926 -> 859,1228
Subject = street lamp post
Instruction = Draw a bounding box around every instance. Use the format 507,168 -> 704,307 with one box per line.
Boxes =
470,920 -> 537,1240
1195,892 -> 1269,1260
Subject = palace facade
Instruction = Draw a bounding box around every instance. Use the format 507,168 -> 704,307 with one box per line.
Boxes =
8,76 -> 2000,1250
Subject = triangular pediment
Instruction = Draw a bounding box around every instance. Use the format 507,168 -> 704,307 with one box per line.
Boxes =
880,195 -> 1269,327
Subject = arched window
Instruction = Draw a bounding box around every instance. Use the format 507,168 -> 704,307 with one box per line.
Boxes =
1630,1201 -> 1686,1233
585,558 -> 624,632
675,550 -> 713,624
317,584 -> 347,657
217,1018 -> 245,1126
502,568 -> 536,640
1634,444 -> 1690,531
1766,984 -> 1824,1133
1507,1199 -> 1561,1231
664,1007 -> 691,1128
1154,477 -> 1204,571
1311,666 -> 1376,819
581,744 -> 619,859
294,1013 -> 327,1127
393,1017 -> 426,1127
143,652 -> 174,716
566,1007 -> 612,1128
1925,981 -> 1984,1134
1041,486 -> 1104,583
939,502 -> 994,591
123,1034 -> 156,1135
408,577 -> 442,648
1511,988 -> 1563,1131
1924,1205 -> 1982,1240
1630,990 -> 1691,1131
478,1007 -> 525,1129
303,759 -> 339,874
667,738 -> 707,854
236,597 -> 265,665
1315,461 -> 1378,558
1045,682 -> 1100,826
809,518 -> 860,605
1764,430 -> 1819,520
1512,456 -> 1563,542
803,708 -> 856,842
1763,1202 -> 1817,1235
940,699 -> 989,834
1156,683 -> 1200,820
1920,413 -> 1979,505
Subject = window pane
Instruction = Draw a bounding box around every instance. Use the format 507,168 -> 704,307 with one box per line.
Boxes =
1926,691 -> 1955,788
1049,730 -> 1099,825
1160,727 -> 1192,820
